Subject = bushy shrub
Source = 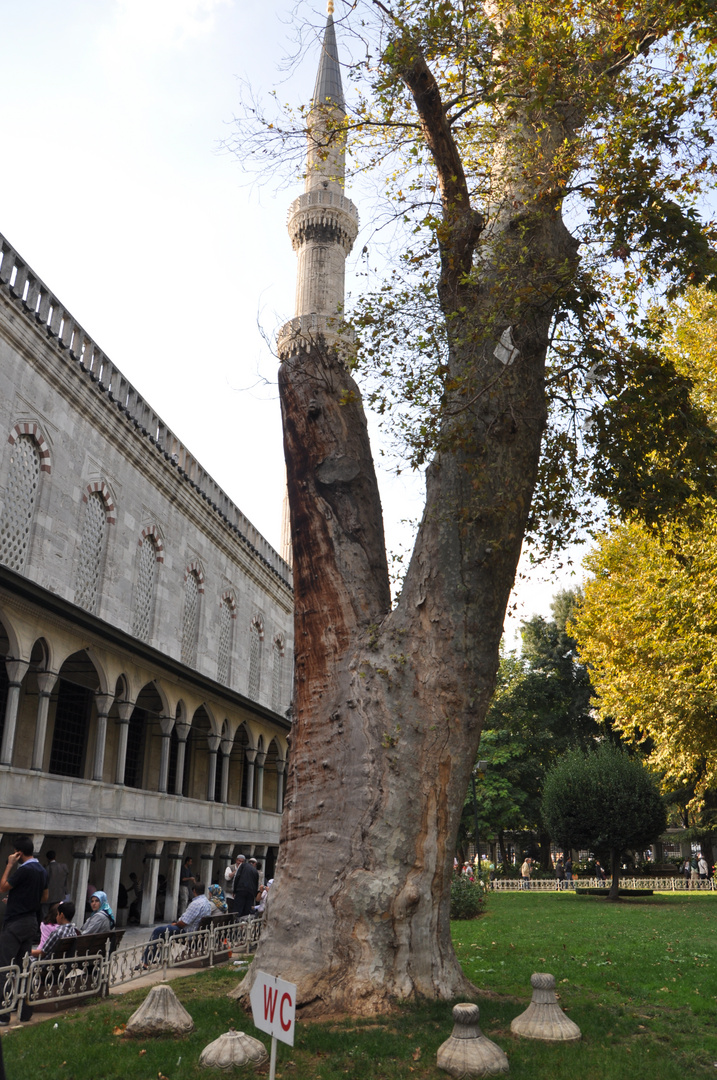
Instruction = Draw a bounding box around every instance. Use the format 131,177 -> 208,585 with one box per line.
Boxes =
450,873 -> 488,920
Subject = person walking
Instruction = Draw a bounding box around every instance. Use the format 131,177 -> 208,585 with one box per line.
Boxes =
0,836 -> 48,1023
697,852 -> 708,882
564,856 -> 573,886
520,858 -> 532,890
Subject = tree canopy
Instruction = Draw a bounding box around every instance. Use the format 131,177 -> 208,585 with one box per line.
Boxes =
571,289 -> 717,812
541,743 -> 667,898
464,590 -> 600,863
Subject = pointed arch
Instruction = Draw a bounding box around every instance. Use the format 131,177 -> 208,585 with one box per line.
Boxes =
217,591 -> 237,686
272,632 -> 286,712
181,562 -> 204,667
248,613 -> 264,700
74,484 -> 115,612
0,428 -> 46,572
132,528 -> 163,642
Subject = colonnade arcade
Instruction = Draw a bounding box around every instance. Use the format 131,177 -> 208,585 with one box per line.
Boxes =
0,600 -> 287,810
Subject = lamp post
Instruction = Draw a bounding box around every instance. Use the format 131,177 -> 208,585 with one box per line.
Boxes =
471,761 -> 488,868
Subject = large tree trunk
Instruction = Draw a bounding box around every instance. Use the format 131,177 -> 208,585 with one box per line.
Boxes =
235,38 -> 581,1019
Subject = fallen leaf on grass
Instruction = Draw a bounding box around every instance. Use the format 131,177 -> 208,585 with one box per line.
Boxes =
412,1048 -> 422,1061
139,1048 -> 147,1055
112,1024 -> 126,1036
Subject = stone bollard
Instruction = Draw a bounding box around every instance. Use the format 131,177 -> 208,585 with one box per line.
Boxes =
199,1030 -> 269,1070
510,973 -> 581,1041
437,1002 -> 509,1077
125,983 -> 195,1037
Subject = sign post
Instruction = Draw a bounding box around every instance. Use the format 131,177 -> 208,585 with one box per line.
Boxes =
249,970 -> 297,1080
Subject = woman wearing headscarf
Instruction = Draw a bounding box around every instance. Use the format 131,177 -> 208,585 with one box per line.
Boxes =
207,884 -> 227,914
80,891 -> 115,934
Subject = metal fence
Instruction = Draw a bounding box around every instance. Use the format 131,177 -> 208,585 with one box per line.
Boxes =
489,876 -> 715,891
0,916 -> 262,1021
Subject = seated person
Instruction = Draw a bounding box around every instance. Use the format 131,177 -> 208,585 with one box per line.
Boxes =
80,891 -> 115,934
142,883 -> 210,967
38,903 -> 60,952
207,884 -> 227,913
32,902 -> 77,958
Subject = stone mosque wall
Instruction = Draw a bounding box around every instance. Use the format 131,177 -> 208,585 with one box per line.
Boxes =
0,232 -> 294,926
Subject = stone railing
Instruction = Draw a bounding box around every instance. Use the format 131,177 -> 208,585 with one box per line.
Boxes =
0,917 -> 262,1021
489,877 -> 715,891
0,232 -> 292,588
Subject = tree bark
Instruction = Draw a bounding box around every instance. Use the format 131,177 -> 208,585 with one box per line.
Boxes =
236,36 -> 581,1018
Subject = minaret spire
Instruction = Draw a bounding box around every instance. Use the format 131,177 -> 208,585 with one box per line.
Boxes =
277,8 -> 359,360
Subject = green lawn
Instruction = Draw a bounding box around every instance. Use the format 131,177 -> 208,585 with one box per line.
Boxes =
3,892 -> 716,1079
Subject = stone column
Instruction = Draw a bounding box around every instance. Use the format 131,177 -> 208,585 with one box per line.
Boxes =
92,692 -> 115,782
254,845 -> 268,886
70,836 -> 97,927
164,842 -> 186,922
102,838 -> 127,916
206,733 -> 221,802
275,757 -> 286,813
139,841 -> 164,927
157,717 -> 175,793
173,721 -> 191,796
243,748 -> 257,809
199,843 -> 217,891
255,750 -> 266,812
114,699 -> 135,785
0,659 -> 29,766
219,736 -> 232,804
31,671 -> 59,772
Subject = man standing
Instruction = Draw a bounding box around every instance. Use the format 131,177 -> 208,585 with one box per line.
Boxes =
232,855 -> 259,917
179,857 -> 195,914
0,836 -> 48,1023
224,855 -> 241,909
520,857 -> 532,890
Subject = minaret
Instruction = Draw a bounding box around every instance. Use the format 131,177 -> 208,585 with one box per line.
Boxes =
277,2 -> 359,360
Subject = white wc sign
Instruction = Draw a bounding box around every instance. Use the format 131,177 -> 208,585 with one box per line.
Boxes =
249,971 -> 297,1047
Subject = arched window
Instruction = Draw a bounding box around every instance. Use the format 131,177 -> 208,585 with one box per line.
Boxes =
74,490 -> 108,612
248,615 -> 264,700
132,533 -> 159,642
217,594 -> 235,686
0,434 -> 41,572
181,568 -> 202,667
272,634 -> 285,712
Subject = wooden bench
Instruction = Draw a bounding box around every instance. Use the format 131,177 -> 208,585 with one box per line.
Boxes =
32,930 -> 125,1011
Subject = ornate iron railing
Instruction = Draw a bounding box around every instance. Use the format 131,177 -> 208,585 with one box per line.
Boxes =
0,917 -> 262,1021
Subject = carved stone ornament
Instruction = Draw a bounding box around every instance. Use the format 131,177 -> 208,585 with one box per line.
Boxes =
125,983 -> 195,1037
437,1002 -> 509,1077
510,973 -> 581,1041
199,1030 -> 269,1070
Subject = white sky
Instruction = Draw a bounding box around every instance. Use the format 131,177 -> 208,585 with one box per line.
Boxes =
0,0 -> 581,647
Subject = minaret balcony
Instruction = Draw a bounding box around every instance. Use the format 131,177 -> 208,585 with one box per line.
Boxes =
287,192 -> 359,255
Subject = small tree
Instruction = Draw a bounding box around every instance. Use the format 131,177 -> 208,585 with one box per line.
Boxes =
541,744 -> 666,900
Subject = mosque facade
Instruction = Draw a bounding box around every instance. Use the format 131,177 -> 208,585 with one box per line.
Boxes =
0,229 -> 293,926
